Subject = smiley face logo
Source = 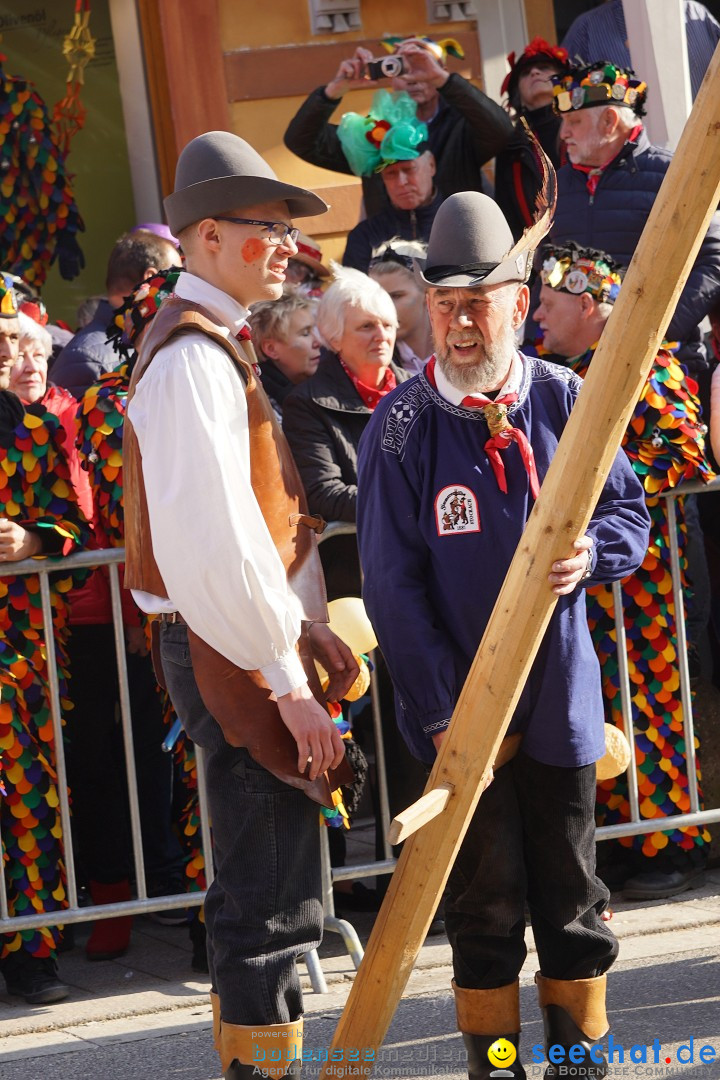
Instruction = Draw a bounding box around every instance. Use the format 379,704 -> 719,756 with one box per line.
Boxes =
487,1038 -> 517,1069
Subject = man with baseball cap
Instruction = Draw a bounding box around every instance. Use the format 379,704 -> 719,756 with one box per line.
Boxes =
357,193 -> 650,1077
122,132 -> 357,1079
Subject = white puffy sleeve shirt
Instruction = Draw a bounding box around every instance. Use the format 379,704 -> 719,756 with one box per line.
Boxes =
127,291 -> 306,698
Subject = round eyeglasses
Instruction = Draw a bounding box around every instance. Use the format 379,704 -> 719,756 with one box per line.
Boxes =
214,217 -> 299,245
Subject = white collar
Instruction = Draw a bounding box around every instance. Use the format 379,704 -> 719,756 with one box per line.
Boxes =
432,351 -> 523,406
174,272 -> 250,337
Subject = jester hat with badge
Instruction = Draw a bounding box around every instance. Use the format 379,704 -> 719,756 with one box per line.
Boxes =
552,60 -> 647,116
540,243 -> 624,305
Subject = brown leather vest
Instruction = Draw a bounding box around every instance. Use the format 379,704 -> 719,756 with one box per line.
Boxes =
123,296 -> 327,621
123,297 -> 350,806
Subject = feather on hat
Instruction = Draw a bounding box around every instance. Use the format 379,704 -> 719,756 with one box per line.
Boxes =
414,121 -> 556,287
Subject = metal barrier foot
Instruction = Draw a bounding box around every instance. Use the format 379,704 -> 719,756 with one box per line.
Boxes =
303,947 -> 329,994
323,915 -> 364,970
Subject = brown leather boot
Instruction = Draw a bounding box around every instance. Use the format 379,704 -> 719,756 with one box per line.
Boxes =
453,980 -> 526,1078
536,973 -> 609,1078
219,1018 -> 303,1079
210,991 -> 221,1055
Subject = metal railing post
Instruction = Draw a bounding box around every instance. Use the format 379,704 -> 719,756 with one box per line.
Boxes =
108,560 -> 147,899
38,572 -> 78,912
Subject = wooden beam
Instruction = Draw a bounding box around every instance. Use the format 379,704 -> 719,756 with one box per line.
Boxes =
387,784 -> 453,846
224,33 -> 483,101
308,184 -> 363,235
321,42 -> 720,1075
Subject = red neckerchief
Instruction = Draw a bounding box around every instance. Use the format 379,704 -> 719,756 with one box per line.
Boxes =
572,123 -> 643,197
339,358 -> 397,410
236,324 -> 262,376
426,356 -> 540,499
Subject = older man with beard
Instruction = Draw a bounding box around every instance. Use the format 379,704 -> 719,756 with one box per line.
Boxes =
356,193 -> 651,1080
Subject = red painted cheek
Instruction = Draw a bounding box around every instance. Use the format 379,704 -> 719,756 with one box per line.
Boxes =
241,238 -> 266,263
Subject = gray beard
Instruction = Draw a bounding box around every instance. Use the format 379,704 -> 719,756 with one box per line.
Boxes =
434,334 -> 516,394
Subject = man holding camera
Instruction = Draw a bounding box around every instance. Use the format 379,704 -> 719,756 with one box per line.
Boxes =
284,36 -> 513,217
336,87 -> 443,274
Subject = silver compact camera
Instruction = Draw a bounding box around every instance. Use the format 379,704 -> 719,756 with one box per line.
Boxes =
366,55 -> 405,80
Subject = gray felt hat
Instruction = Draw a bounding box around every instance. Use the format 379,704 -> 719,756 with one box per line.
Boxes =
414,192 -> 530,288
164,131 -> 328,235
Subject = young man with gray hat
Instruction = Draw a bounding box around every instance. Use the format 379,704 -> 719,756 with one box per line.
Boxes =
122,131 -> 358,1079
357,192 -> 651,1078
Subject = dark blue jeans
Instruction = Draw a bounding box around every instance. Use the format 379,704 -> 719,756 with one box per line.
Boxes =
445,752 -> 618,989
159,621 -> 323,1025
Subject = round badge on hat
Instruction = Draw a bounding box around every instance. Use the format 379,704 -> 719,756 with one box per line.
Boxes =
564,269 -> 588,294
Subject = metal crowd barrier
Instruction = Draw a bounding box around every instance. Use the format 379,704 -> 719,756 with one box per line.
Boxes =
1,483 -> 719,985
596,477 -> 720,841
0,548 -> 211,932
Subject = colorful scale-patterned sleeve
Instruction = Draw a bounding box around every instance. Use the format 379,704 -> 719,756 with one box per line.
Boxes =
76,363 -> 129,546
622,349 -> 715,496
0,71 -> 84,287
1,405 -> 88,959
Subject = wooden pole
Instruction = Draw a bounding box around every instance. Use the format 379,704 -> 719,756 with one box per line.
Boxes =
321,44 -> 720,1076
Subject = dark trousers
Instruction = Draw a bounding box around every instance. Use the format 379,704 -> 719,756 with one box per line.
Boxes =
64,624 -> 184,885
159,621 -> 323,1025
445,752 -> 618,990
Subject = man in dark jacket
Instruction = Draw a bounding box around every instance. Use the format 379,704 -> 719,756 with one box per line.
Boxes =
51,230 -> 181,397
284,37 -> 513,218
343,149 -> 443,273
536,59 -> 720,372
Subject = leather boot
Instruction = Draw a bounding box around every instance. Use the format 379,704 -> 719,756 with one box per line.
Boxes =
536,973 -> 609,1078
453,980 -> 526,1079
220,1017 -> 303,1079
85,879 -> 133,960
210,991 -> 221,1054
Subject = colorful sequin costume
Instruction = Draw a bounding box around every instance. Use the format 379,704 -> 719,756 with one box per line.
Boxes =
0,61 -> 85,286
560,343 -> 714,861
0,396 -> 88,960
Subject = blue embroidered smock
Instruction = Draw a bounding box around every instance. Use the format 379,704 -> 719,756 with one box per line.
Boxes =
357,353 -> 651,767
